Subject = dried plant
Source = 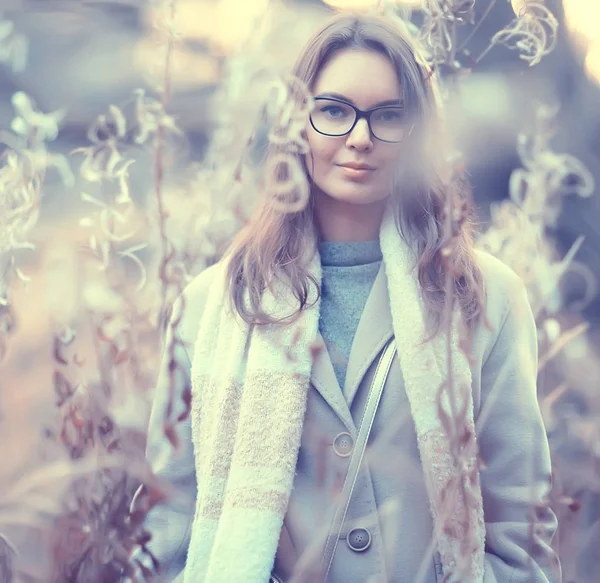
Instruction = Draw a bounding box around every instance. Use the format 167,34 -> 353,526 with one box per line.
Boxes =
0,1 -> 598,582
0,91 -> 71,280
484,2 -> 559,66
419,0 -> 477,66
479,103 -> 594,314
0,11 -> 27,73
0,533 -> 16,582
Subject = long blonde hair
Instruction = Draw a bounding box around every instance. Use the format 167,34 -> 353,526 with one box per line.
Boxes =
224,12 -> 484,336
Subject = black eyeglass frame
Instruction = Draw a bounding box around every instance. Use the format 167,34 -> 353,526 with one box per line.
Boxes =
309,96 -> 414,143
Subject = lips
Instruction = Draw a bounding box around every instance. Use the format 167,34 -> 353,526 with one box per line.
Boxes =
337,163 -> 376,181
338,162 -> 376,171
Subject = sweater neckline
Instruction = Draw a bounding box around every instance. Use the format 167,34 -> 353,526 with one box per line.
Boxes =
318,240 -> 382,267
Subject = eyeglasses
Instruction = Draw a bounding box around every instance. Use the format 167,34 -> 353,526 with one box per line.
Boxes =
309,97 -> 414,143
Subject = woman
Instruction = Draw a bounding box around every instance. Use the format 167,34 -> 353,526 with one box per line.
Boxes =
137,12 -> 560,583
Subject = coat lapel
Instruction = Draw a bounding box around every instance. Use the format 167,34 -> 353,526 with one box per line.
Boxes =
310,329 -> 356,432
344,263 -> 394,407
309,263 -> 394,431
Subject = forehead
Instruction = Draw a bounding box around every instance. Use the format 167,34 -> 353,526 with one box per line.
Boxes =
312,48 -> 403,109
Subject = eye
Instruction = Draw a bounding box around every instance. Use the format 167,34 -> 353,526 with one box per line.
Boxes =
320,104 -> 349,119
373,108 -> 404,123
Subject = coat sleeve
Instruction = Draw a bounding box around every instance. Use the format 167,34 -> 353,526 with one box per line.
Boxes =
477,276 -> 561,583
131,297 -> 197,582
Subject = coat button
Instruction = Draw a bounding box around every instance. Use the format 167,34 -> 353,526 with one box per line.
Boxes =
347,527 -> 372,552
332,432 -> 354,457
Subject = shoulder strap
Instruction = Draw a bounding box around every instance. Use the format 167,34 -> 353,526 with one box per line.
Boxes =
319,336 -> 397,582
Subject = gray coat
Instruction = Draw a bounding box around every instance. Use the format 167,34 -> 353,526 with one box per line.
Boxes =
139,252 -> 560,583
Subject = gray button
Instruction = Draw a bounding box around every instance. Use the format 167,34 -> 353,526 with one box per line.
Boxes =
347,527 -> 372,552
332,431 -> 354,457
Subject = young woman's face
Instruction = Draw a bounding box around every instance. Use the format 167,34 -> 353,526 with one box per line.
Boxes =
306,48 -> 406,206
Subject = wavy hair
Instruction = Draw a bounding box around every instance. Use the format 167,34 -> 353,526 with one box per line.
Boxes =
224,12 -> 485,337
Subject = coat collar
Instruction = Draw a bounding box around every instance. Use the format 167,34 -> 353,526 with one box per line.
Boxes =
309,262 -> 394,433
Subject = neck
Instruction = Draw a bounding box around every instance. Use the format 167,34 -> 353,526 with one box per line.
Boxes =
313,188 -> 387,243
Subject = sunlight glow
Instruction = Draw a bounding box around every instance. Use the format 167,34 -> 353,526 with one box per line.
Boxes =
133,41 -> 219,89
323,0 -> 422,9
136,0 -> 272,88
585,41 -> 600,85
144,0 -> 270,51
510,0 -> 529,15
563,0 -> 600,83
563,0 -> 599,47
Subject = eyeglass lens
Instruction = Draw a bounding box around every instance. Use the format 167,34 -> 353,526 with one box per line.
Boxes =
310,98 -> 409,142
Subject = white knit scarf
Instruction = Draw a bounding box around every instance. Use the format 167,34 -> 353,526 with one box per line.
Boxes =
185,205 -> 485,583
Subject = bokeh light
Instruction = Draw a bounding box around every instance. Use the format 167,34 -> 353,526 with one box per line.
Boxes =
510,0 -> 529,15
564,0 -> 600,83
144,0 -> 271,50
323,0 -> 422,9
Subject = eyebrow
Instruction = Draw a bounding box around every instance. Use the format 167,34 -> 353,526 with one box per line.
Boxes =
316,92 -> 404,108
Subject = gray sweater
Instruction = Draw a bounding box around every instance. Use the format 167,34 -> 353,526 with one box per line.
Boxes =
318,240 -> 382,400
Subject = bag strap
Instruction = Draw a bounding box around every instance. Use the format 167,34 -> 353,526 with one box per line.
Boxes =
318,336 -> 397,582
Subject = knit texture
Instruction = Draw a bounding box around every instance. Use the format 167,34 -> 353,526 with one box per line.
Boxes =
318,239 -> 381,399
185,200 -> 485,583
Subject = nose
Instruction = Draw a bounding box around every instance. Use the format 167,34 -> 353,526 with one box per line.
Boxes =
345,118 -> 373,151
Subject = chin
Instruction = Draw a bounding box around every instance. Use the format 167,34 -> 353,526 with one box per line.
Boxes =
323,181 -> 387,206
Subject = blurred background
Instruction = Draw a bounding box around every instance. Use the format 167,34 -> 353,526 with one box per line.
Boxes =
0,0 -> 599,581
